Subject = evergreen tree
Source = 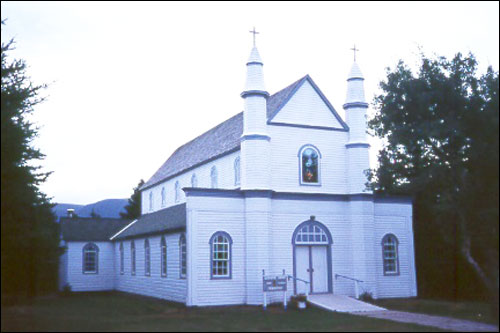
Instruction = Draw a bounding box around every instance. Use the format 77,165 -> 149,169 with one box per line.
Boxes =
120,179 -> 144,220
90,207 -> 101,219
368,52 -> 499,307
1,24 -> 61,299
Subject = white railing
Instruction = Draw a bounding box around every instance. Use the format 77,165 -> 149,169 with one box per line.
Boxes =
335,273 -> 364,299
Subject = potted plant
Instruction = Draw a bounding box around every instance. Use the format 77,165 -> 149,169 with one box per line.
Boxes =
295,294 -> 307,309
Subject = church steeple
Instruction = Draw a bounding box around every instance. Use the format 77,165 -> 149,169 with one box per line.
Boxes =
240,28 -> 271,190
344,58 -> 369,144
343,47 -> 371,194
242,46 -> 267,96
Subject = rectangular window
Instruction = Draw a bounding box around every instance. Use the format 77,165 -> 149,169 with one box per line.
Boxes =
212,242 -> 229,277
145,248 -> 151,276
382,235 -> 399,275
161,245 -> 167,277
180,236 -> 186,279
120,244 -> 124,275
131,243 -> 136,276
84,252 -> 97,273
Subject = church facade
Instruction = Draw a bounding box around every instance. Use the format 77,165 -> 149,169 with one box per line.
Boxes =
59,42 -> 417,306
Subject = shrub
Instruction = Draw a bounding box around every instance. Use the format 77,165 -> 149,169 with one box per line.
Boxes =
359,291 -> 374,302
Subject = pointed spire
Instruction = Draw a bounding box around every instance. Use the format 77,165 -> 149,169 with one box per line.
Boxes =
247,46 -> 263,65
242,29 -> 268,96
347,62 -> 364,81
345,61 -> 367,105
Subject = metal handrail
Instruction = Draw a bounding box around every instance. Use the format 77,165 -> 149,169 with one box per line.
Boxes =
335,273 -> 363,283
286,274 -> 310,298
335,274 -> 364,299
286,274 -> 310,285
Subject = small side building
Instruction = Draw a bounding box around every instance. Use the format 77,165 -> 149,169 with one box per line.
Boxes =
59,214 -> 131,292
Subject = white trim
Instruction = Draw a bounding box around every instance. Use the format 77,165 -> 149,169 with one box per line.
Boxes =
109,219 -> 138,241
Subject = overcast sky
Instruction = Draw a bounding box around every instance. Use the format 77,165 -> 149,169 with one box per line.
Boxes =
2,1 -> 499,205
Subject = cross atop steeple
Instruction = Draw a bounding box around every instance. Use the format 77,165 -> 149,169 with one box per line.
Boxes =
350,44 -> 359,62
249,27 -> 259,47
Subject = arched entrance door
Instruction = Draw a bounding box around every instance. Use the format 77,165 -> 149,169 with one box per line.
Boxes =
292,217 -> 333,294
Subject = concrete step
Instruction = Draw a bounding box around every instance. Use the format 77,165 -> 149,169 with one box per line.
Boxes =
308,294 -> 386,313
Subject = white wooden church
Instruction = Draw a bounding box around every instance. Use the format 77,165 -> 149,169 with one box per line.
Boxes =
59,36 -> 417,307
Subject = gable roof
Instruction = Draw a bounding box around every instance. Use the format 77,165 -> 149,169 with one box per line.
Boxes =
60,217 -> 132,242
111,203 -> 186,241
141,75 -> 347,191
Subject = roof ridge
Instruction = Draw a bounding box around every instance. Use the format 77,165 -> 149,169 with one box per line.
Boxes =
140,75 -> 316,191
171,112 -> 243,155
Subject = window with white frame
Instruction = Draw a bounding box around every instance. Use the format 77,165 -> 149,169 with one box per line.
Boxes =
179,234 -> 187,279
210,232 -> 232,279
234,157 -> 240,186
161,236 -> 167,277
131,240 -> 136,275
161,187 -> 166,207
299,145 -> 321,185
210,166 -> 218,188
82,243 -> 99,274
119,242 -> 124,274
191,173 -> 198,188
145,239 -> 151,276
149,192 -> 153,211
175,181 -> 180,203
382,234 -> 399,275
294,223 -> 329,244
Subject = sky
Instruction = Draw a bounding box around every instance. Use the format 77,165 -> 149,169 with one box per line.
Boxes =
1,1 -> 499,205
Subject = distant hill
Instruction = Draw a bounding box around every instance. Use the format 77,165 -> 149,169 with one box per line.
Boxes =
53,199 -> 128,220
53,203 -> 84,218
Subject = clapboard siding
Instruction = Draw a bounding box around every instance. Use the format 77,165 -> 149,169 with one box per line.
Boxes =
374,201 -> 417,298
65,241 -> 115,291
271,198 -> 356,300
187,196 -> 246,306
142,151 -> 240,215
269,125 -> 349,194
114,234 -> 187,303
271,80 -> 343,129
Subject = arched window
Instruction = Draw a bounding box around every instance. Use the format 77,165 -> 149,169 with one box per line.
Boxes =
209,232 -> 233,279
299,145 -> 321,185
149,192 -> 153,211
119,242 -> 124,275
292,220 -> 332,245
131,240 -> 136,275
191,173 -> 198,188
144,239 -> 151,276
161,187 -> 166,207
382,234 -> 399,275
210,166 -> 218,188
161,236 -> 167,277
82,243 -> 99,274
179,234 -> 187,279
234,157 -> 240,186
175,181 -> 180,203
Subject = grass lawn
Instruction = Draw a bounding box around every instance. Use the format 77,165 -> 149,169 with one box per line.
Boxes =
370,297 -> 499,325
1,291 -> 443,332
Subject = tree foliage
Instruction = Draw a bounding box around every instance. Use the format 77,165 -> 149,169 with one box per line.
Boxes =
369,52 -> 499,303
1,26 -> 61,299
120,179 -> 144,220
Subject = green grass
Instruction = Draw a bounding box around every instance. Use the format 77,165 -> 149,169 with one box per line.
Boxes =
370,297 -> 499,325
1,291 -> 443,332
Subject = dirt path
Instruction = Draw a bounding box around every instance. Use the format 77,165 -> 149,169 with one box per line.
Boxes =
352,310 -> 499,332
